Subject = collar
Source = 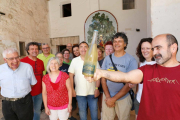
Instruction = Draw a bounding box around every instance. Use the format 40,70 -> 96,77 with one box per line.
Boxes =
6,62 -> 21,72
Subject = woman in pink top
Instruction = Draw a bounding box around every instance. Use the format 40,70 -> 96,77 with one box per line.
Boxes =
42,57 -> 72,120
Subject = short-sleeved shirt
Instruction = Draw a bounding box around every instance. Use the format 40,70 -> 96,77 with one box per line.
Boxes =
59,63 -> 69,74
68,56 -> 100,96
137,64 -> 180,120
21,56 -> 44,96
42,71 -> 69,107
101,53 -> 137,100
37,53 -> 55,75
63,60 -> 71,65
0,62 -> 37,98
136,61 -> 156,103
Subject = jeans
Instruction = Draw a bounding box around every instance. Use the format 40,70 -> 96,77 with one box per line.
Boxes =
2,93 -> 33,120
32,93 -> 42,120
76,95 -> 98,120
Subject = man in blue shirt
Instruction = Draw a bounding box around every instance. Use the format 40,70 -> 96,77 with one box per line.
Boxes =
0,48 -> 37,120
101,32 -> 138,120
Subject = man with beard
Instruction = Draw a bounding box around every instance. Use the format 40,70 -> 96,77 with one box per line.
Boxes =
86,34 -> 180,120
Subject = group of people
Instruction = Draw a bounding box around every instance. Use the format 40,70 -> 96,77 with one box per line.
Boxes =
87,33 -> 180,120
0,32 -> 179,120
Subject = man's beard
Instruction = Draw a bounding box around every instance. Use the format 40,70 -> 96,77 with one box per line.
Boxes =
154,50 -> 172,65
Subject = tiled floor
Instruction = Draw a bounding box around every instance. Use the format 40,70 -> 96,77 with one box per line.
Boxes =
0,95 -> 135,120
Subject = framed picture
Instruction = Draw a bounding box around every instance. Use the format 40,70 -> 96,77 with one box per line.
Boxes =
84,10 -> 118,46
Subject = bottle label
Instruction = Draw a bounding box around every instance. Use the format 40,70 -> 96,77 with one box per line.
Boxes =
82,63 -> 95,75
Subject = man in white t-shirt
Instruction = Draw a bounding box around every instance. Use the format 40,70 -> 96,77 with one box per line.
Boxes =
68,41 -> 100,120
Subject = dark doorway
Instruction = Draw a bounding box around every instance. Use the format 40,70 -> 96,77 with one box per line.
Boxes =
57,45 -> 66,52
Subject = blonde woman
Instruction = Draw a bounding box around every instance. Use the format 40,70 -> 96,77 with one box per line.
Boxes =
42,57 -> 72,120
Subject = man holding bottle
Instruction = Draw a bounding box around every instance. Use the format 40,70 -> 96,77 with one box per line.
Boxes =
68,41 -> 100,120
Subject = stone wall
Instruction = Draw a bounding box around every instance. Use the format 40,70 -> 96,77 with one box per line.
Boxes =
0,0 -> 50,64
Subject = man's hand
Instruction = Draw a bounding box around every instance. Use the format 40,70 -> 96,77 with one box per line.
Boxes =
105,97 -> 116,108
129,83 -> 136,88
94,89 -> 100,98
72,89 -> 76,97
85,69 -> 103,82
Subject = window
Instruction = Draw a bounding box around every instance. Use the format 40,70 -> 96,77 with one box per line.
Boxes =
57,45 -> 66,52
62,3 -> 72,17
123,0 -> 135,10
19,42 -> 26,56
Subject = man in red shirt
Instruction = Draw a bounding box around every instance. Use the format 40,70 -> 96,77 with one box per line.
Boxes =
21,42 -> 44,120
87,34 -> 180,120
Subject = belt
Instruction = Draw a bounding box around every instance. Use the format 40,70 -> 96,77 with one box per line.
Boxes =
2,93 -> 31,102
2,97 -> 24,101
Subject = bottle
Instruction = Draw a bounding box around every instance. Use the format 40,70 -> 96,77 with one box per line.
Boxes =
82,30 -> 98,77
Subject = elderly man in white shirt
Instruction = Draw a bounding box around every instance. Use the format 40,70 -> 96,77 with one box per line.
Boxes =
0,48 -> 37,120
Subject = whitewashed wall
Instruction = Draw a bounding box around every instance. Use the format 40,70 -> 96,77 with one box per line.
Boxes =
48,0 -> 147,60
151,0 -> 180,60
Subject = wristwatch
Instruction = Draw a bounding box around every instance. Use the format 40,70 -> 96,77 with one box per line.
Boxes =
95,87 -> 99,90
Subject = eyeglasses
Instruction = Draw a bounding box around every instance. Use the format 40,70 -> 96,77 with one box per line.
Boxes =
6,56 -> 20,61
42,47 -> 50,50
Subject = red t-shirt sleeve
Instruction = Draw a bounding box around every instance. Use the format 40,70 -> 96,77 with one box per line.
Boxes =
138,65 -> 146,83
138,65 -> 146,73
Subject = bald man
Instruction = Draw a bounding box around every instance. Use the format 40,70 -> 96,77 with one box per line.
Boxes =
87,34 -> 180,120
66,43 -> 73,60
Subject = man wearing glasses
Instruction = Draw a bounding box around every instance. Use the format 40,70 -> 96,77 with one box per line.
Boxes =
37,43 -> 55,75
0,48 -> 37,120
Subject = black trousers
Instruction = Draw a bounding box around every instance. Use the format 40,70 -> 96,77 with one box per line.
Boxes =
2,93 -> 33,120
